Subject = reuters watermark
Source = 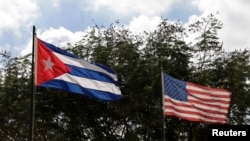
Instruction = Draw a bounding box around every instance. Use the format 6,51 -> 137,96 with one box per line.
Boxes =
208,124 -> 249,140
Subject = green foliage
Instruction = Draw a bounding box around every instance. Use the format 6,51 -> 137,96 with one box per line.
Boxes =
0,55 -> 31,140
0,14 -> 250,141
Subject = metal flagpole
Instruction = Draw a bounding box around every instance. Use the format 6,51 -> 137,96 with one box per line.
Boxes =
29,25 -> 37,141
161,67 -> 166,141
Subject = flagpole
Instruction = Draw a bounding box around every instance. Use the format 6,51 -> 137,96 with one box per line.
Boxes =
29,25 -> 37,141
161,67 -> 166,141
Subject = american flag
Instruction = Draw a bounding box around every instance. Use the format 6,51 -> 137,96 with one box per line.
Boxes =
163,73 -> 231,124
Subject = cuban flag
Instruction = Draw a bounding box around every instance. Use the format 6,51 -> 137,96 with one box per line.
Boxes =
35,38 -> 121,101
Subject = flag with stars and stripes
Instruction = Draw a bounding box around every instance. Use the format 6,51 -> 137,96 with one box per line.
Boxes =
35,38 -> 121,101
163,73 -> 231,124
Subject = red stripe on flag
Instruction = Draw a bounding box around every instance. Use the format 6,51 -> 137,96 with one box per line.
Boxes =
164,96 -> 229,123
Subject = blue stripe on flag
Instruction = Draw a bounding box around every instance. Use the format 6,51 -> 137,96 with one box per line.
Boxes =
92,63 -> 117,74
42,40 -> 78,58
67,65 -> 119,85
41,79 -> 121,101
42,39 -> 118,82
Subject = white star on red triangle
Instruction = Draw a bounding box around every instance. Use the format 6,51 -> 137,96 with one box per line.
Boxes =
43,56 -> 55,72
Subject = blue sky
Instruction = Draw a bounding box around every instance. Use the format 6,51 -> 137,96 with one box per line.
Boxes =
0,0 -> 249,58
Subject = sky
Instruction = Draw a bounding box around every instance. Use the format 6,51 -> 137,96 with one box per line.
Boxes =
0,0 -> 249,58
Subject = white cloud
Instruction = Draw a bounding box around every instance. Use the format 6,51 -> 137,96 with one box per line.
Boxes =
82,0 -> 175,16
36,27 -> 84,46
51,0 -> 60,8
20,27 -> 86,56
190,0 -> 250,51
10,0 -> 250,59
0,0 -> 39,36
128,15 -> 161,34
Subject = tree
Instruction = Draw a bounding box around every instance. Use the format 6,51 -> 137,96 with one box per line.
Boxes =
212,50 -> 250,125
0,55 -> 31,140
0,14 -> 250,141
143,18 -> 192,140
